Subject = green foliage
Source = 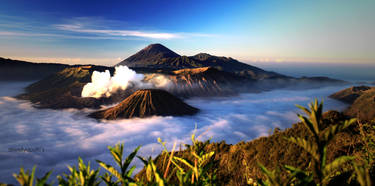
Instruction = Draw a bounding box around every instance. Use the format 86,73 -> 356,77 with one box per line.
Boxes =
353,162 -> 372,186
100,173 -> 116,186
151,131 -> 217,185
283,164 -> 314,186
57,157 -> 101,186
256,164 -> 283,186
350,121 -> 375,186
13,166 -> 53,186
172,131 -> 217,185
96,144 -> 140,185
138,156 -> 166,186
13,166 -> 36,186
258,99 -> 358,186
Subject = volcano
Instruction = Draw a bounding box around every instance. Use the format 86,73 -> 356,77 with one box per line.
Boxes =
89,89 -> 199,119
117,43 -> 285,79
117,43 -> 180,68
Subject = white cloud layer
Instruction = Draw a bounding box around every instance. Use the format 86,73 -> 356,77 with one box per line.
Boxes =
0,82 -> 349,184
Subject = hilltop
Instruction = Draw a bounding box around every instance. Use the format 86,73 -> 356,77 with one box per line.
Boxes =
330,85 -> 375,120
0,57 -> 68,81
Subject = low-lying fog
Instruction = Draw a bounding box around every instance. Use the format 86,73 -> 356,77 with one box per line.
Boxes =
0,81 -> 349,184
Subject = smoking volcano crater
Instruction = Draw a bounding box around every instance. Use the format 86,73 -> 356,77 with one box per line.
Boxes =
89,89 -> 199,119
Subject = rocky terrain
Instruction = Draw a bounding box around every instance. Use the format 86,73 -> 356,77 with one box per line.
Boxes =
145,67 -> 254,97
89,89 -> 199,119
330,85 -> 375,120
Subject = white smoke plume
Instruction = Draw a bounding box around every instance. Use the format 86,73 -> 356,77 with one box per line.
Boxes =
81,65 -> 145,98
144,74 -> 172,88
81,65 -> 172,98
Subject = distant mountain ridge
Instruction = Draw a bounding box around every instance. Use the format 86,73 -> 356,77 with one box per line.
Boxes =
117,43 -> 285,79
0,57 -> 69,81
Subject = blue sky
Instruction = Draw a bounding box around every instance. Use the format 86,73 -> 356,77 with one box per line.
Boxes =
0,0 -> 374,66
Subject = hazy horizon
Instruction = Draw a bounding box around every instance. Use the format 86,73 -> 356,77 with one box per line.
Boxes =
3,54 -> 374,82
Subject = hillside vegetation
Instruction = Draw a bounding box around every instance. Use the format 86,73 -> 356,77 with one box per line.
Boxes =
5,99 -> 375,185
330,86 -> 375,120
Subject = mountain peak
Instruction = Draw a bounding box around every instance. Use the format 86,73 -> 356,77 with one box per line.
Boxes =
140,43 -> 180,57
192,53 -> 213,61
144,43 -> 169,50
117,44 -> 180,67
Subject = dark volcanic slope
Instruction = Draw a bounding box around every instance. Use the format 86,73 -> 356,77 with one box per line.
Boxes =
89,89 -> 199,119
330,86 -> 375,120
0,57 -> 68,81
17,66 -> 124,109
117,44 -> 284,79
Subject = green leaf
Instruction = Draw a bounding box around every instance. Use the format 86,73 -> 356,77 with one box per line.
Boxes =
122,146 -> 141,175
108,145 -> 123,168
324,156 -> 354,175
96,160 -> 122,180
353,162 -> 372,186
257,163 -> 281,186
284,165 -> 313,184
288,137 -> 319,161
297,114 -> 319,139
36,170 -> 52,186
173,157 -> 194,170
30,166 -> 36,186
296,104 -> 311,115
126,166 -> 136,178
149,159 -> 165,186
323,118 -> 356,142
199,151 -> 215,166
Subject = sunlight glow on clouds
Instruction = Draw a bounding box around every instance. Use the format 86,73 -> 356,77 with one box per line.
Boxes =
55,24 -> 180,39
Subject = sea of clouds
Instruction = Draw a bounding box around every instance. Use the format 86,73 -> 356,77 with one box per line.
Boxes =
0,81 -> 349,184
